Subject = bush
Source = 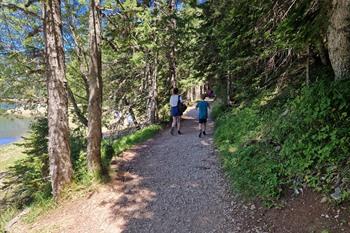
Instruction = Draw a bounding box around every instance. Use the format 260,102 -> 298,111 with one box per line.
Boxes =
112,124 -> 162,155
211,101 -> 227,121
214,79 -> 350,203
1,118 -> 88,208
1,118 -> 50,207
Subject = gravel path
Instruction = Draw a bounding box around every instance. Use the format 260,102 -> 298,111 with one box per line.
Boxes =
111,108 -> 264,233
11,107 -> 265,233
119,109 -> 236,233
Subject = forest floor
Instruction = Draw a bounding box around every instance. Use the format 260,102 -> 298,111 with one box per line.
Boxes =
7,107 -> 350,233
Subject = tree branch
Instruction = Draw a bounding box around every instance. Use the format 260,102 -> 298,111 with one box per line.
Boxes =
0,3 -> 42,20
67,85 -> 88,127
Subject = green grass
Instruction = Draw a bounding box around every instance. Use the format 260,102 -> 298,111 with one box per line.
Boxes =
214,79 -> 350,204
0,206 -> 19,232
101,124 -> 162,172
112,124 -> 162,154
22,197 -> 57,224
0,143 -> 25,172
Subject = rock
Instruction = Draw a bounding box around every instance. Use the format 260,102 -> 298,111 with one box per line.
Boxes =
281,109 -> 289,117
320,197 -> 328,203
250,204 -> 256,210
331,187 -> 342,201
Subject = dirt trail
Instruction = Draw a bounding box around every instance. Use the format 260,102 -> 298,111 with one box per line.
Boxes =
10,108 -> 264,233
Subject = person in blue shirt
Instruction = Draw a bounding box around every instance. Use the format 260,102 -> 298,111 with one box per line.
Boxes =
196,94 -> 210,138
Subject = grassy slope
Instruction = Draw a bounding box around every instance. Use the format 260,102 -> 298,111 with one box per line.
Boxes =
0,143 -> 25,172
213,79 -> 350,204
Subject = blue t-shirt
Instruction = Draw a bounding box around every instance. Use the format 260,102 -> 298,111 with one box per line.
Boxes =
196,101 -> 209,120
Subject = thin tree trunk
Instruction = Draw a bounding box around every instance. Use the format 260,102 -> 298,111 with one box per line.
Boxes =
226,73 -> 231,105
43,0 -> 73,200
328,0 -> 350,80
306,45 -> 310,86
168,0 -> 177,88
148,56 -> 158,124
87,0 -> 103,175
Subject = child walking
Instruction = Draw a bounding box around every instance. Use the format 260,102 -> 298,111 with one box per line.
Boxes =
196,94 -> 210,138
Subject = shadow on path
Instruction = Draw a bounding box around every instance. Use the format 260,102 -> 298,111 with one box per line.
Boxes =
103,107 -> 240,233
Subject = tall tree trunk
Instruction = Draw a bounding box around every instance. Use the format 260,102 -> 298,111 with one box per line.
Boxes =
43,0 -> 73,200
87,0 -> 103,175
328,0 -> 350,80
168,0 -> 177,88
148,57 -> 158,124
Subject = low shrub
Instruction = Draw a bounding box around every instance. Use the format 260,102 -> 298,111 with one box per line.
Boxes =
215,79 -> 350,203
112,124 -> 162,155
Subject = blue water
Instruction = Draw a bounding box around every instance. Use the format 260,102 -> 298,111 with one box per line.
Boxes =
0,137 -> 20,145
0,115 -> 31,146
0,102 -> 17,110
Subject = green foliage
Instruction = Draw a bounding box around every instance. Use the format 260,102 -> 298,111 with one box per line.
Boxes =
215,79 -> 350,203
112,124 -> 162,155
2,118 -> 50,207
210,101 -> 227,121
101,140 -> 115,177
0,206 -> 18,232
273,80 -> 350,197
22,196 -> 56,224
1,118 -> 88,208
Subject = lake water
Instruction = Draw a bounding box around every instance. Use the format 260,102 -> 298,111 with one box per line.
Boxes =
0,116 -> 31,146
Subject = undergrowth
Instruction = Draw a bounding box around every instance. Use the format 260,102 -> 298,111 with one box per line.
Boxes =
0,123 -> 161,231
214,79 -> 350,205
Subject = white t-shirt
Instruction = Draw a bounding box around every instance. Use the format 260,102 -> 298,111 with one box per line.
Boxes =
170,95 -> 182,107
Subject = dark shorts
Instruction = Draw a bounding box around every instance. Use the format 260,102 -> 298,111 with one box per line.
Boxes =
171,106 -> 180,117
199,118 -> 207,124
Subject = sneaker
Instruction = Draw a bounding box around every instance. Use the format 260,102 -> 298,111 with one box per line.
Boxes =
203,131 -> 206,136
170,127 -> 174,135
199,131 -> 202,138
178,130 -> 182,135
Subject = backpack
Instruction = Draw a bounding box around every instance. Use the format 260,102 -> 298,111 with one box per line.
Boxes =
178,95 -> 187,115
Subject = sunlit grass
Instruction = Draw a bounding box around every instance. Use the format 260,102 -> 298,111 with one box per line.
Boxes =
0,143 -> 26,172
112,124 -> 162,155
0,206 -> 19,232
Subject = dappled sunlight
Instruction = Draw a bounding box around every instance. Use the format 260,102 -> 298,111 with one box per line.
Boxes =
101,172 -> 156,232
200,140 -> 211,146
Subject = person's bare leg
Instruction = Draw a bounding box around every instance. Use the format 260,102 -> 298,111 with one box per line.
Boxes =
203,122 -> 207,135
177,116 -> 182,134
199,123 -> 203,137
172,117 -> 177,128
170,116 -> 176,135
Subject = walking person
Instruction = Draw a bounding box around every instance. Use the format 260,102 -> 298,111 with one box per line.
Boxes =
170,87 -> 183,135
196,94 -> 210,138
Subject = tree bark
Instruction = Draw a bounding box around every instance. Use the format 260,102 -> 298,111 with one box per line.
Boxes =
43,0 -> 73,200
168,0 -> 177,88
226,73 -> 231,106
328,0 -> 350,80
306,45 -> 310,86
87,0 -> 103,175
148,57 -> 158,124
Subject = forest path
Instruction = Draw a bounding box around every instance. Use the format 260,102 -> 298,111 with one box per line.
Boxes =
11,107 -> 264,233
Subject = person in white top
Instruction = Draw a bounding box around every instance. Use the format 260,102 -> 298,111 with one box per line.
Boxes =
169,87 -> 182,135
